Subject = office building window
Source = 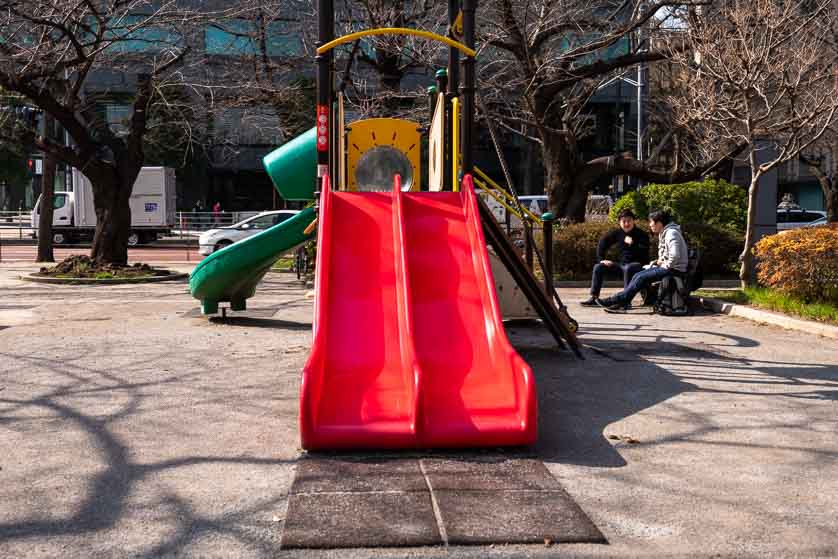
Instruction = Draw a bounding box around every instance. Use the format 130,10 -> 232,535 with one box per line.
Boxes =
205,19 -> 301,56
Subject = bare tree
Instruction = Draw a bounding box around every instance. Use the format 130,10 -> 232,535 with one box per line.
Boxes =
476,0 -> 752,220
669,0 -> 838,286
0,1 -> 216,265
332,0 -> 446,120
202,0 -> 317,156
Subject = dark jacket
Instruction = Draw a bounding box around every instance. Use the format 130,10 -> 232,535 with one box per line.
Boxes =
596,227 -> 650,265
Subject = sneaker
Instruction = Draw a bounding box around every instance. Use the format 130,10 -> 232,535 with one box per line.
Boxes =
597,297 -> 629,311
595,297 -> 616,308
580,296 -> 600,307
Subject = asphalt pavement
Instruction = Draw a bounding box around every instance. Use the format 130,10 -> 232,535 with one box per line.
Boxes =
0,264 -> 836,558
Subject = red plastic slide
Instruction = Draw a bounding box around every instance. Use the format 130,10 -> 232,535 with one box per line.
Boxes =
300,175 -> 536,449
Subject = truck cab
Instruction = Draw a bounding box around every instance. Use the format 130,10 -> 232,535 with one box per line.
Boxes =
32,192 -> 74,244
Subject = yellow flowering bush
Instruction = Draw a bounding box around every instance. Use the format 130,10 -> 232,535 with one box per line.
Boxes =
754,224 -> 838,303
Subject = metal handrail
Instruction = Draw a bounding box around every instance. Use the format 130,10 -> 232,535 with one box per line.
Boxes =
473,178 -> 541,226
472,170 -> 542,225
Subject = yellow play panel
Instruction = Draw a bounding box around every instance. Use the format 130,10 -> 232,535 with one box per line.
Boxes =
346,118 -> 421,192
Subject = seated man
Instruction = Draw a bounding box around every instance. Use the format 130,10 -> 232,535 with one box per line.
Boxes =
596,210 -> 688,311
580,209 -> 650,306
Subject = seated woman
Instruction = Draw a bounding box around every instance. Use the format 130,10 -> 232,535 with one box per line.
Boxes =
596,210 -> 688,311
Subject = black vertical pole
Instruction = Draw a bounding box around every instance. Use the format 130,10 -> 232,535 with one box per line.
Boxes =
542,213 -> 555,298
448,0 -> 460,97
435,69 -> 448,98
427,85 -> 437,126
447,0 -> 460,192
460,0 -> 476,177
524,222 -> 534,271
436,69 -> 451,191
316,0 -> 334,187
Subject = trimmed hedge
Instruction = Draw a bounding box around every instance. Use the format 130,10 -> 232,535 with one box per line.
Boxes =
552,221 -> 743,279
754,225 -> 838,304
609,179 -> 747,232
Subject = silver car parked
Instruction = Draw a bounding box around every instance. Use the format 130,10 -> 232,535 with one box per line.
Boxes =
198,210 -> 300,255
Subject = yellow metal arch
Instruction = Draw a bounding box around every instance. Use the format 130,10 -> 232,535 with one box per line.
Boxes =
316,27 -> 476,58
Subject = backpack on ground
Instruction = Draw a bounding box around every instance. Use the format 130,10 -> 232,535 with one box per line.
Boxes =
654,248 -> 701,316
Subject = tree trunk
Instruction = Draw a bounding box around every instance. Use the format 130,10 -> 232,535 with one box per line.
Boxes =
799,156 -> 836,222
827,182 -> 838,223
541,130 -> 586,221
739,174 -> 761,288
36,153 -> 57,263
89,176 -> 132,266
817,175 -> 837,223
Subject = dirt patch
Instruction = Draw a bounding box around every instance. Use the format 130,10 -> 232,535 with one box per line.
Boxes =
36,255 -> 173,280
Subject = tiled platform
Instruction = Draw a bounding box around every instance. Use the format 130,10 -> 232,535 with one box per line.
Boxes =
281,456 -> 604,549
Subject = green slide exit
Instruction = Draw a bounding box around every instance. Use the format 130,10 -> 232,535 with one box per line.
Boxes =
189,128 -> 317,314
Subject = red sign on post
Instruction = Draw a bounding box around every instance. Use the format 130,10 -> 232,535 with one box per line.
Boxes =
316,105 -> 329,152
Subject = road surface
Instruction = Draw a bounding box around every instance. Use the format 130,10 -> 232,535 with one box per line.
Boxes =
0,244 -> 201,263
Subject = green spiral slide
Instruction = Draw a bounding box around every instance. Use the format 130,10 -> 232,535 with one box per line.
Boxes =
190,128 -> 318,314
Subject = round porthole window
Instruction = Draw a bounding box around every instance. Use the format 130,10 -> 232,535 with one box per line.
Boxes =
355,146 -> 413,192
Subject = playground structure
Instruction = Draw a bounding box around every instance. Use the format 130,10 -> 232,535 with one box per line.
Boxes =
189,0 -> 579,449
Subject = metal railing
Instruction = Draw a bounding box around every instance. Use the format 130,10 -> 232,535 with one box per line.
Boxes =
172,211 -> 260,236
0,210 -> 269,242
0,210 -> 34,240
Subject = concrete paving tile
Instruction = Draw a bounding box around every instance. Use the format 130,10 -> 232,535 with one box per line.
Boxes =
281,491 -> 441,548
421,457 -> 562,491
435,489 -> 605,545
291,457 -> 428,494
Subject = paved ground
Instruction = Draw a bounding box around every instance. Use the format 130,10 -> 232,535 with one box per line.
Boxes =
0,262 -> 836,558
0,245 -> 201,263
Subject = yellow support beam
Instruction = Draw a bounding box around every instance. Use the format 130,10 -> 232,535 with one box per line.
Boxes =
316,28 -> 477,58
473,178 -> 542,225
474,167 -> 543,223
452,97 -> 460,191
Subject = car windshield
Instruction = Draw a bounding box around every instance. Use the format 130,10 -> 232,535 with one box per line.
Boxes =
242,214 -> 278,229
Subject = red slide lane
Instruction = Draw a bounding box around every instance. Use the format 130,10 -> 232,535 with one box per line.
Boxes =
300,177 -> 419,449
300,175 -> 536,450
404,180 -> 537,447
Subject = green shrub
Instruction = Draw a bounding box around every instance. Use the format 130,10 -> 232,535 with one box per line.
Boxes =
679,223 -> 743,275
552,221 -> 742,279
552,222 -> 621,280
609,191 -> 648,224
609,179 -> 747,232
754,227 -> 838,304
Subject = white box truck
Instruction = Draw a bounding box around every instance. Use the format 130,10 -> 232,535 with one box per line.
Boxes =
32,167 -> 176,246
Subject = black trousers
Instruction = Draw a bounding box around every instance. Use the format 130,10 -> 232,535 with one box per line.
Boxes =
590,262 -> 644,296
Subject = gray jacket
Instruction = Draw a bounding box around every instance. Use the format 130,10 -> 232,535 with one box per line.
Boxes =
657,223 -> 688,272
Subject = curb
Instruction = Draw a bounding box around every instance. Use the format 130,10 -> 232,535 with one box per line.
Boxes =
19,272 -> 189,285
699,297 -> 838,340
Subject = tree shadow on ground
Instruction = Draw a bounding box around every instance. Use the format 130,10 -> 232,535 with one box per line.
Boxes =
508,322 -> 838,468
0,347 -> 297,556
